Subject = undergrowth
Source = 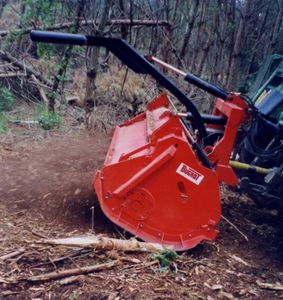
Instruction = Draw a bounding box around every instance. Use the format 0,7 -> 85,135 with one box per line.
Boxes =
0,112 -> 7,134
0,87 -> 15,111
151,249 -> 178,272
35,105 -> 63,130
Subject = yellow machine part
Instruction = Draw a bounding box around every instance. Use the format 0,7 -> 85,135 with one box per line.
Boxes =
229,160 -> 270,175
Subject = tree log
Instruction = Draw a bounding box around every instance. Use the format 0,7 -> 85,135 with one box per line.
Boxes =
41,235 -> 173,252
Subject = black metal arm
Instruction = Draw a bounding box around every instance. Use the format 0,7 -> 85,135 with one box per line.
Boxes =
184,73 -> 229,100
145,55 -> 229,100
30,30 -> 208,138
30,30 -> 215,168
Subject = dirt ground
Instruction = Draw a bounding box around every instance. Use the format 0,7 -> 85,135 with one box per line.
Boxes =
1,115 -> 283,299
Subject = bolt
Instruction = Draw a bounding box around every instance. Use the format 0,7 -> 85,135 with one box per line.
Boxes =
105,192 -> 112,200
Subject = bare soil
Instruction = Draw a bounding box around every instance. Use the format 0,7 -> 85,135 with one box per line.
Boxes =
1,120 -> 283,299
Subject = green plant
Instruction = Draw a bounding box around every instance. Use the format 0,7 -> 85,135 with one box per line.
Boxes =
0,112 -> 7,134
0,87 -> 15,111
151,249 -> 178,270
37,43 -> 56,59
36,105 -> 63,130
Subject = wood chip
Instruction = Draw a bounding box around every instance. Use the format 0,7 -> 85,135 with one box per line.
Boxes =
230,254 -> 251,267
219,291 -> 235,299
204,282 -> 223,290
59,275 -> 85,285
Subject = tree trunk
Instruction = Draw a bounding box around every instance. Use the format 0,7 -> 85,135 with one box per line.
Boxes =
269,0 -> 283,54
190,1 -> 206,71
179,0 -> 200,66
244,2 -> 270,81
224,0 -> 236,87
227,0 -> 251,90
48,0 -> 85,111
84,0 -> 110,129
119,0 -> 128,40
0,0 -> 7,18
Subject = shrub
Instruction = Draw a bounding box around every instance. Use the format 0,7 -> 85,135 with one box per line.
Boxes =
151,249 -> 178,270
36,105 -> 63,130
0,87 -> 15,111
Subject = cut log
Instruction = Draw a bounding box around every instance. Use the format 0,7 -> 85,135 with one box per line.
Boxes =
41,235 -> 173,252
27,260 -> 119,282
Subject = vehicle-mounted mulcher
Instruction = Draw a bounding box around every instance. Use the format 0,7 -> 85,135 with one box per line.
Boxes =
30,30 -> 281,251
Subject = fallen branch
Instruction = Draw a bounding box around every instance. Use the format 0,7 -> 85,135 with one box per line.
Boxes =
230,254 -> 251,267
0,249 -> 25,261
0,50 -> 52,87
8,120 -> 38,125
31,74 -> 49,106
31,249 -> 92,268
0,72 -> 26,78
41,235 -> 173,252
27,260 -> 119,282
221,215 -> 249,242
0,19 -> 171,38
256,280 -> 283,291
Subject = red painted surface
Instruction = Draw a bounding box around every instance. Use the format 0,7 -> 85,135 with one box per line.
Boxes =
93,93 -> 249,250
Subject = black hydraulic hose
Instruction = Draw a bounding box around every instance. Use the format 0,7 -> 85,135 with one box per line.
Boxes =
30,30 -> 214,169
184,73 -> 229,100
146,55 -> 229,101
185,112 -> 227,126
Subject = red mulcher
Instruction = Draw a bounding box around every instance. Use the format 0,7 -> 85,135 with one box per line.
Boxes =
30,31 -> 251,250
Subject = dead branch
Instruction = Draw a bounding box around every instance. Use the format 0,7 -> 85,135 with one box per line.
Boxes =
8,120 -> 38,125
229,254 -> 251,267
221,215 -> 249,242
0,72 -> 26,78
0,249 -> 25,261
40,235 -> 173,252
27,260 -> 119,282
31,249 -> 92,268
31,74 -> 49,106
0,50 -> 52,87
256,280 -> 283,291
0,19 -> 171,38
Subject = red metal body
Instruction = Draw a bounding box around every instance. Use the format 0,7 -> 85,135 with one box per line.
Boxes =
94,93 -> 249,250
206,94 -> 250,186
